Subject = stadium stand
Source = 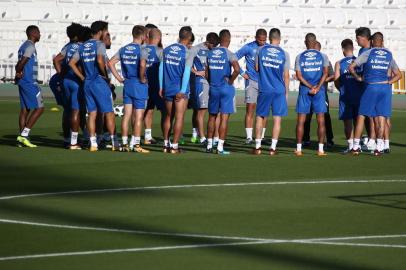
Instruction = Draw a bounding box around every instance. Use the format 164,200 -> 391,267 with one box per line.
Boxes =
0,0 -> 404,92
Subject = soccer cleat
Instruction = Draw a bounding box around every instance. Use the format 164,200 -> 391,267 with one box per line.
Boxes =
351,148 -> 361,156
245,138 -> 253,145
133,145 -> 150,153
190,137 -> 199,144
170,147 -> 184,154
269,149 -> 277,156
317,151 -> 328,157
89,146 -> 98,152
120,144 -> 131,152
384,148 -> 390,154
373,149 -> 383,156
69,144 -> 82,150
342,148 -> 351,155
17,136 -> 37,148
144,138 -> 157,145
252,148 -> 262,155
206,147 -> 213,153
162,146 -> 170,153
217,150 -> 231,155
294,150 -> 303,156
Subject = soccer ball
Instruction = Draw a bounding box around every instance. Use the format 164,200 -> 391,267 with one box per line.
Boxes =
114,104 -> 124,117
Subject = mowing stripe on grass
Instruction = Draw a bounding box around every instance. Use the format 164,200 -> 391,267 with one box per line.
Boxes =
1,179 -> 405,201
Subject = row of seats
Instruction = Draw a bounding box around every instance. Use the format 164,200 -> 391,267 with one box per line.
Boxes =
1,4 -> 405,30
3,0 -> 405,9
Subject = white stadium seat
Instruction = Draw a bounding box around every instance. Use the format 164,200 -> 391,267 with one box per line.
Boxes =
61,6 -> 82,22
160,7 -> 182,26
323,10 -> 346,28
384,0 -> 406,9
320,0 -> 342,8
362,0 -> 386,8
367,10 -> 389,27
279,0 -> 302,7
239,0 -> 263,5
303,9 -> 325,27
178,0 -> 199,5
199,8 -> 221,26
180,7 -> 201,25
141,9 -> 162,26
386,11 -> 406,29
220,10 -> 242,26
0,6 -> 21,21
300,0 -> 324,8
199,0 -> 218,5
80,7 -> 103,23
342,0 -> 363,8
344,10 -> 368,28
283,9 -> 305,28
120,9 -> 143,25
102,8 -> 123,24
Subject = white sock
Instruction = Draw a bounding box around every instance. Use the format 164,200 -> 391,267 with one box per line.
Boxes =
255,139 -> 261,149
271,138 -> 278,150
246,128 -> 253,140
296,143 -> 302,152
367,139 -> 376,147
145,129 -> 152,140
261,128 -> 266,139
207,138 -> 213,149
90,136 -> 97,147
200,136 -> 206,143
71,132 -> 78,145
353,138 -> 360,150
130,136 -> 136,147
384,139 -> 390,149
111,135 -> 117,146
21,127 -> 30,137
214,136 -> 219,144
217,139 -> 224,152
172,143 -> 179,149
164,139 -> 169,147
192,128 -> 198,138
134,136 -> 141,145
347,139 -> 353,150
122,136 -> 128,145
377,139 -> 384,152
318,143 -> 324,153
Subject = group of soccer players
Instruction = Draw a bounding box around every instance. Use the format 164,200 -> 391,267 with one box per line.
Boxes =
15,21 -> 402,156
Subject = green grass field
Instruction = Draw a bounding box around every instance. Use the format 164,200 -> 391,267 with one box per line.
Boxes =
0,94 -> 406,269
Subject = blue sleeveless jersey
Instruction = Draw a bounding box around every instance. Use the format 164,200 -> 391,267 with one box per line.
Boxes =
207,47 -> 232,89
78,39 -> 101,81
145,45 -> 160,91
17,40 -> 38,85
119,43 -> 143,81
162,43 -> 187,96
298,49 -> 324,86
258,45 -> 287,94
363,48 -> 393,84
339,56 -> 363,104
64,42 -> 80,80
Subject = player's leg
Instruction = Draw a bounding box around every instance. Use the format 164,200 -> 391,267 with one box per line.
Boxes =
163,100 -> 174,152
191,108 -> 198,143
244,80 -> 258,144
295,113 -> 306,155
303,112 -> 312,146
132,106 -> 149,153
269,92 -> 287,154
270,116 -> 282,153
365,117 -> 376,151
120,104 -> 133,151
343,119 -> 354,152
171,98 -> 188,153
217,113 -> 230,154
206,113 -> 217,152
197,108 -> 207,144
253,116 -> 264,154
19,108 -> 29,132
316,113 -> 326,155
384,118 -> 391,152
373,116 -> 385,155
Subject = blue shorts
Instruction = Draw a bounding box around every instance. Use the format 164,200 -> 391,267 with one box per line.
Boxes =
84,76 -> 113,113
191,78 -> 209,109
359,83 -> 392,117
123,79 -> 148,110
63,77 -> 84,110
164,91 -> 190,102
49,74 -> 66,107
339,101 -> 359,120
18,82 -> 44,109
256,91 -> 288,117
208,84 -> 236,115
296,86 -> 327,114
146,87 -> 165,111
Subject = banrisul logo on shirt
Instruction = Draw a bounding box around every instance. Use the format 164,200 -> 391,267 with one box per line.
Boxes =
170,45 -> 181,54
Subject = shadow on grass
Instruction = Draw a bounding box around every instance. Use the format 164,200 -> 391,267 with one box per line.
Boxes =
335,192 -> 406,211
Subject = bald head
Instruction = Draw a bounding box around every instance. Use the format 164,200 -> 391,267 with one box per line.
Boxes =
148,28 -> 162,45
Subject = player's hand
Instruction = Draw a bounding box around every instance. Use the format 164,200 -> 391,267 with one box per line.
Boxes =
159,89 -> 164,98
140,77 -> 147,84
15,72 -> 23,79
118,77 -> 124,84
355,75 -> 363,82
195,70 -> 205,77
242,73 -> 249,80
175,92 -> 185,101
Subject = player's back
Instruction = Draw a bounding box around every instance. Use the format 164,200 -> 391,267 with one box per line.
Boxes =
257,44 -> 287,94
236,41 -> 260,82
162,43 -> 187,94
362,48 -> 393,84
78,39 -> 102,81
64,42 -> 80,80
339,56 -> 362,103
145,44 -> 162,91
297,49 -> 324,86
17,40 -> 38,85
119,42 -> 143,81
207,47 -> 233,89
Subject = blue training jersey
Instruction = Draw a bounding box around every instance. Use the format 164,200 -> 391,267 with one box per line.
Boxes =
17,40 -> 38,85
257,44 -> 290,94
207,47 -> 237,88
354,48 -> 398,84
145,44 -> 163,91
162,43 -> 188,96
63,42 -> 80,80
295,49 -> 328,87
115,42 -> 147,81
338,56 -> 363,104
74,39 -> 106,81
235,41 -> 262,82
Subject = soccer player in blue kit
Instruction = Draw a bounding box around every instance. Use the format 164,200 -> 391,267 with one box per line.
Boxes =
294,33 -> 329,156
159,26 -> 194,153
334,39 -> 363,153
253,28 -> 290,155
349,32 -> 401,156
15,25 -> 44,148
109,25 -> 150,153
205,29 -> 240,155
236,29 -> 268,144
68,21 -> 118,152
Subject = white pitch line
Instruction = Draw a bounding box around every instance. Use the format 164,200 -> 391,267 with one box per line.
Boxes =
300,241 -> 406,249
1,179 -> 405,201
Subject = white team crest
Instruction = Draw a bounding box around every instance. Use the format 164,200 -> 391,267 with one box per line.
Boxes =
126,45 -> 136,51
84,43 -> 92,48
213,49 -> 223,56
375,50 -> 387,56
267,48 -> 280,54
170,46 -> 181,53
304,52 -> 317,57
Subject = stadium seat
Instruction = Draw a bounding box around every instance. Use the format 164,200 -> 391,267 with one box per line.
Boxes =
61,6 -> 82,22
323,10 -> 346,28
160,7 -> 182,26
320,0 -> 342,8
78,0 -> 95,3
142,9 -> 162,26
178,0 -> 199,5
180,7 -> 201,25
81,7 -> 103,23
344,10 -> 368,28
386,11 -> 406,29
283,9 -> 305,28
199,0 -> 218,5
367,10 -> 389,27
59,0 -> 76,3
120,9 -> 143,25
221,10 -> 242,26
342,0 -> 363,8
363,0 -> 386,8
279,0 -> 302,7
138,0 -> 159,5
303,9 -> 325,27
300,0 -> 324,8
239,0 -> 263,5
0,6 -> 21,21
102,8 -> 123,24
199,8 -> 221,26
99,0 -> 116,4
384,0 -> 406,9
219,0 -> 238,6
